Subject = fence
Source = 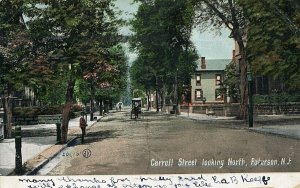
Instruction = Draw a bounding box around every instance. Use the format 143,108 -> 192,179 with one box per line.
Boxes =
255,103 -> 300,115
181,104 -> 239,116
13,114 -> 62,125
13,116 -> 38,125
181,103 -> 300,116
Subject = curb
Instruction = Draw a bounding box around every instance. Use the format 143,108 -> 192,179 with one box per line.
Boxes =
24,116 -> 104,175
7,136 -> 78,176
25,136 -> 78,175
24,136 -> 78,176
178,114 -> 245,124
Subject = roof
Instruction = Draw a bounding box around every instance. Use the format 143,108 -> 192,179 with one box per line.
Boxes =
196,59 -> 232,71
132,98 -> 142,101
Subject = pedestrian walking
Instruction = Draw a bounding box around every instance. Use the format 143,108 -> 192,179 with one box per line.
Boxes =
79,112 -> 87,143
119,103 -> 122,111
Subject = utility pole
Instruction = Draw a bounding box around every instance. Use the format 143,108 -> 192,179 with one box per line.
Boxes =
247,71 -> 254,128
15,125 -> 22,174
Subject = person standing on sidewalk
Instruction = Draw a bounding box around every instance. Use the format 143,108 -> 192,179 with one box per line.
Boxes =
79,112 -> 87,143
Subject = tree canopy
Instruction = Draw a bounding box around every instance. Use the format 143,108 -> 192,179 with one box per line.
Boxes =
0,0 -> 127,141
0,0 -> 32,138
241,0 -> 300,90
193,0 -> 300,118
130,0 -> 198,109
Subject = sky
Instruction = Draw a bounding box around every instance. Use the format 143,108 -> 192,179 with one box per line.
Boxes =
114,0 -> 234,63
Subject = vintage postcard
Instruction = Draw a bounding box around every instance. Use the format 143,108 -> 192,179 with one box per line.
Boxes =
0,0 -> 299,187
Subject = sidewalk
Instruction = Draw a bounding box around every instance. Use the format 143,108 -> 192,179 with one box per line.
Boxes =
179,112 -> 237,120
0,114 -> 102,176
250,124 -> 300,140
179,112 -> 300,140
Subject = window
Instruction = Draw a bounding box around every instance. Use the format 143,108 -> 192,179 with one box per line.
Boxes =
195,89 -> 203,101
195,74 -> 201,86
215,88 -> 223,101
216,74 -> 222,85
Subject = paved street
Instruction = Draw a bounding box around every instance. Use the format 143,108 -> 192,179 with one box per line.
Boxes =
40,111 -> 300,175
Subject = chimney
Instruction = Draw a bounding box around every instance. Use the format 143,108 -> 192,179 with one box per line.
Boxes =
201,57 -> 206,69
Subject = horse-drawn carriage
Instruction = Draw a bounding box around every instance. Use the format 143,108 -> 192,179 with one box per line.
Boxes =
131,98 -> 142,119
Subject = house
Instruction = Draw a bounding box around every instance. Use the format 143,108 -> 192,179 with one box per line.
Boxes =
190,57 -> 231,104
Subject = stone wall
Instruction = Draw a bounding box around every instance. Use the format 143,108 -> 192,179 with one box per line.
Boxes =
181,103 -> 300,116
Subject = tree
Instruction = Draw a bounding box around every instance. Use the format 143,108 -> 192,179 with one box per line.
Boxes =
0,0 -> 31,138
107,44 -> 129,100
176,49 -> 198,104
74,78 -> 90,105
93,44 -> 129,115
130,55 -> 156,110
241,0 -> 300,91
221,62 -> 240,102
130,0 -> 198,112
193,0 -> 248,119
26,0 -> 123,143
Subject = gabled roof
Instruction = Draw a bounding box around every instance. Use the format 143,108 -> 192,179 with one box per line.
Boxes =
196,59 -> 232,71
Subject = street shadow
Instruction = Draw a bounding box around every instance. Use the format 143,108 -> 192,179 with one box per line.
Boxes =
120,119 -> 136,122
101,114 -> 148,123
79,130 -> 119,145
101,118 -> 118,122
142,111 -> 160,116
101,117 -> 129,122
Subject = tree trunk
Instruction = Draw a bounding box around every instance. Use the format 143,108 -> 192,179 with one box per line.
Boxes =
99,99 -> 103,115
174,75 -> 179,114
4,97 -> 12,139
3,87 -> 13,139
61,79 -> 76,144
236,39 -> 248,120
224,87 -> 228,104
155,76 -> 160,112
239,57 -> 248,120
160,81 -> 166,112
90,82 -> 94,121
147,90 -> 150,111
